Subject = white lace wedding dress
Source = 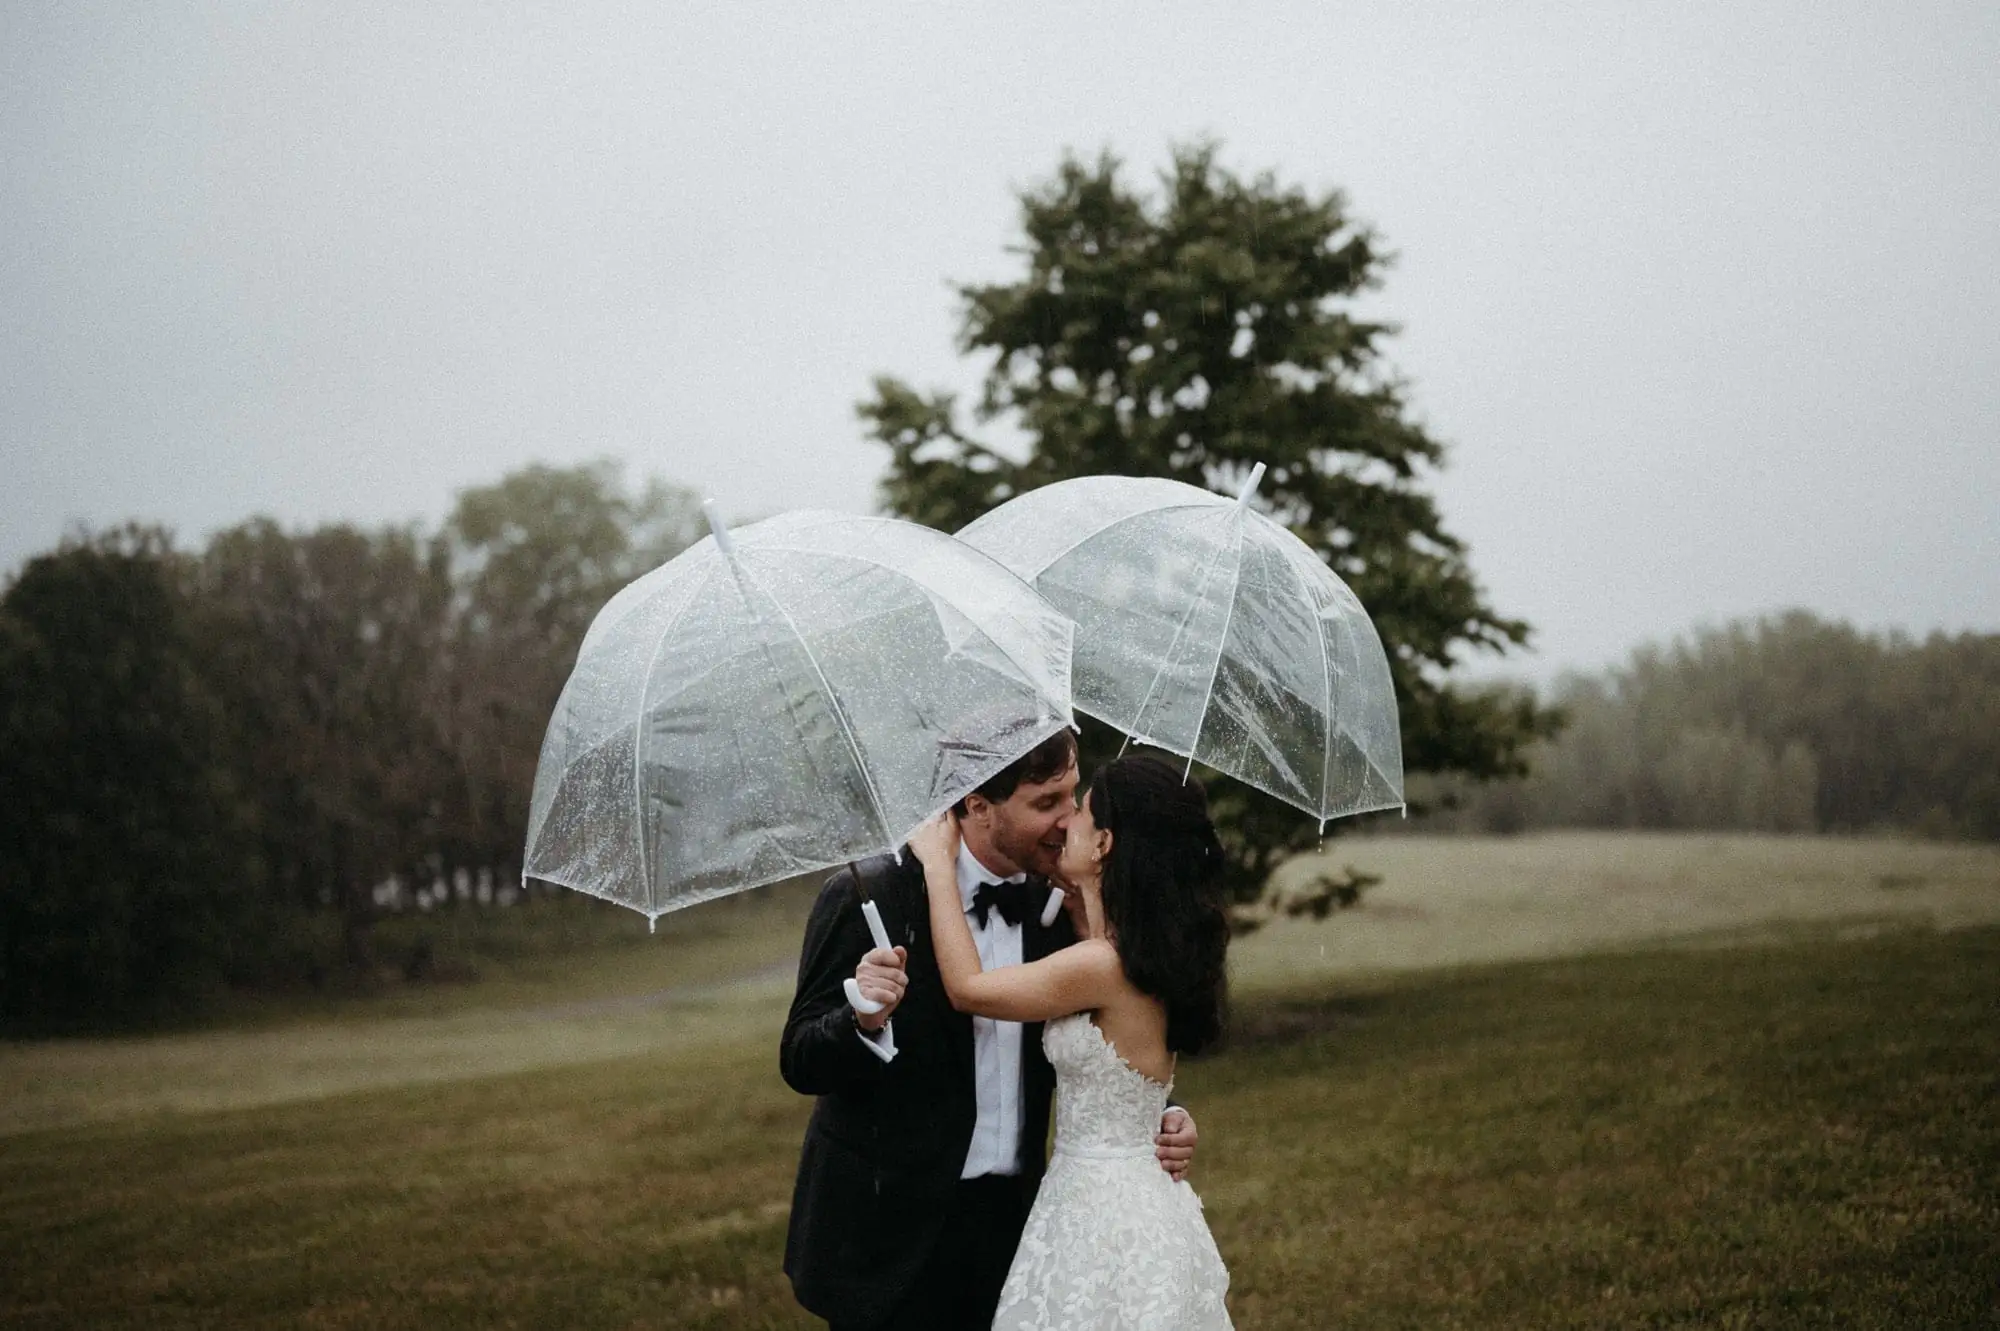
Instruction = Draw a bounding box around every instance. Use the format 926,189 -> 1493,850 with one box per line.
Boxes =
992,1013 -> 1232,1329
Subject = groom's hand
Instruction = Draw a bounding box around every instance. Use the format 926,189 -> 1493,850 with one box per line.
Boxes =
852,946 -> 908,1032
1155,1108 -> 1197,1181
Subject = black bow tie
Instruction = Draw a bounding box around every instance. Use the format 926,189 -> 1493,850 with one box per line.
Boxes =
968,879 -> 1030,930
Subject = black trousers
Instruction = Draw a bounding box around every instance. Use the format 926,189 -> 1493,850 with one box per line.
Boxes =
831,1173 -> 1034,1331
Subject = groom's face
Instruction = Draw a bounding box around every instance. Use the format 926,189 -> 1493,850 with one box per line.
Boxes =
983,759 -> 1080,880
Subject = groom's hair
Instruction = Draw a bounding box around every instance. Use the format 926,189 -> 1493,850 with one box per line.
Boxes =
954,728 -> 1077,815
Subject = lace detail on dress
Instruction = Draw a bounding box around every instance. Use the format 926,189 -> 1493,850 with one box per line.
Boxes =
992,1013 -> 1232,1329
1048,1014 -> 1174,1156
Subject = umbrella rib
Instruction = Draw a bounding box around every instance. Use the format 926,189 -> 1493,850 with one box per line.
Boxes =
734,556 -> 902,856
1122,516 -> 1239,752
1313,565 -> 1337,830
630,561 -> 720,917
1177,506 -> 1249,779
1297,536 -> 1406,820
1357,746 -> 1406,811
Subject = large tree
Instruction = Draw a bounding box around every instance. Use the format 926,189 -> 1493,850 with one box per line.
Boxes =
863,144 -> 1554,892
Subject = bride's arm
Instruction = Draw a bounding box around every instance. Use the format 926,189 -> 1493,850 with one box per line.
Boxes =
910,814 -> 1123,1023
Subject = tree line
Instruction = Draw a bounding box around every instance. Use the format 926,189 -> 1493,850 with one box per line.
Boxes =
0,464 -> 703,1031
1431,612 -> 2000,840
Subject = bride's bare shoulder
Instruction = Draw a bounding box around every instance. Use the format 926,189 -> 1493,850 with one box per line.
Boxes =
1072,939 -> 1159,1007
1060,937 -> 1122,973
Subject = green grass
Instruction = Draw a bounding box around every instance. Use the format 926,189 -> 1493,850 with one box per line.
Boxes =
4,923 -> 1996,1328
1206,925 -> 2000,1328
3,834 -> 1997,1327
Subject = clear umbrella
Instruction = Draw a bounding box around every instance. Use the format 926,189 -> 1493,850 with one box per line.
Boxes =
958,466 -> 1403,829
523,506 -> 1076,928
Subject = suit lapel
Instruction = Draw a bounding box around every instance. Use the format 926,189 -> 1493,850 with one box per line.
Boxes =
890,852 -> 974,1073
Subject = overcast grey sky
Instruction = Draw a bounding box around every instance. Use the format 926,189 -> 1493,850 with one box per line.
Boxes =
4,1 -> 1996,678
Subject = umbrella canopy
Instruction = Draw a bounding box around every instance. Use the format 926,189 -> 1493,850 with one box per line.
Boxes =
958,469 -> 1403,828
524,507 -> 1075,924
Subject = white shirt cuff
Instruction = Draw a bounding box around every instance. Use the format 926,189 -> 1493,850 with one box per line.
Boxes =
855,1017 -> 898,1063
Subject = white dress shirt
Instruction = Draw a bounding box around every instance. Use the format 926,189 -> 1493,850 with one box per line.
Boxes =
955,841 -> 1027,1179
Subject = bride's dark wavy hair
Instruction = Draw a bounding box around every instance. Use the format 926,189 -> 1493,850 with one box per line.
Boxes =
1090,753 -> 1230,1055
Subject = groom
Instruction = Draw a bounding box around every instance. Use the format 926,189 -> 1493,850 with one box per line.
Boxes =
780,729 -> 1198,1329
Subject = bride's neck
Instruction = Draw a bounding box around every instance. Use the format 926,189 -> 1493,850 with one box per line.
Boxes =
1077,878 -> 1108,941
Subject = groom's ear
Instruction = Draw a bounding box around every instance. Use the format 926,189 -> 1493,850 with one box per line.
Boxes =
961,792 -> 992,826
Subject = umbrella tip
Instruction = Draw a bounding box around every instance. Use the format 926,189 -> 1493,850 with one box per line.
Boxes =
1235,462 -> 1266,504
702,498 -> 736,557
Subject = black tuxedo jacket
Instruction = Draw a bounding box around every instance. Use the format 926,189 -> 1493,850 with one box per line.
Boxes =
780,850 -> 1076,1327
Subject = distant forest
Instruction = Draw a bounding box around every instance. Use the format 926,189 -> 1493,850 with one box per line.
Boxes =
0,462 -> 705,1030
1422,613 -> 2000,840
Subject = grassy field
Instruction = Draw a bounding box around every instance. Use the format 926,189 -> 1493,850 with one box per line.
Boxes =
0,881 -> 818,1136
3,834 -> 1997,1328
1248,829 -> 2000,985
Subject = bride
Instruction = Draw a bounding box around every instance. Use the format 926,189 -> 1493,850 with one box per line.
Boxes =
910,752 -> 1234,1330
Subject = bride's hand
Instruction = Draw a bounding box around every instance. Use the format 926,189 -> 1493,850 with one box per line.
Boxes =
907,810 -> 961,876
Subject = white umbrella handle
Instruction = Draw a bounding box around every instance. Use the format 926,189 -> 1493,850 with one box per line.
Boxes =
843,899 -> 896,1015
